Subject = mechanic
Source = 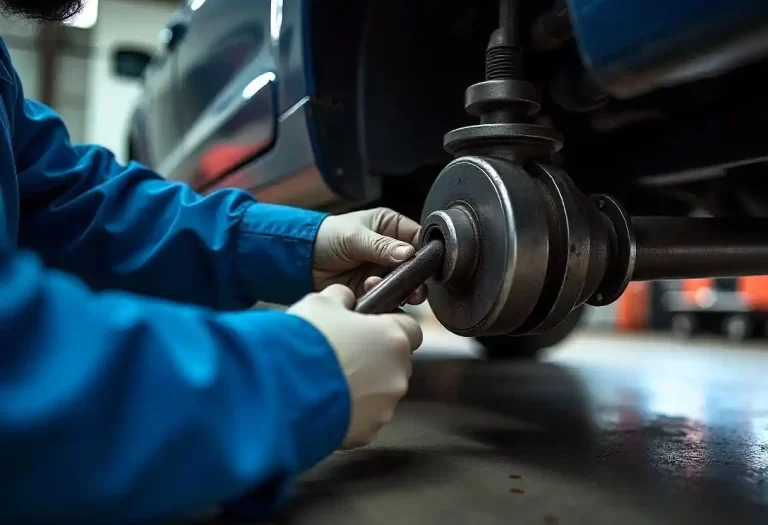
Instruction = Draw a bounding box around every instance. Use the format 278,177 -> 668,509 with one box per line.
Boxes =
0,2 -> 427,523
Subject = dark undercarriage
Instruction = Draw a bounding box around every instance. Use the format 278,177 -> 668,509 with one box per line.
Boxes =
308,0 -> 768,358
309,0 -> 768,219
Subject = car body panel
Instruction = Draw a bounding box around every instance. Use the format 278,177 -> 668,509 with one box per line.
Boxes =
568,0 -> 768,98
204,96 -> 339,208
131,0 -> 340,208
127,0 -> 768,211
134,33 -> 182,167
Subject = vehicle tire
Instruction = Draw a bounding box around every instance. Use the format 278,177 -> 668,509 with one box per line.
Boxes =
670,313 -> 697,338
723,314 -> 752,341
477,306 -> 586,360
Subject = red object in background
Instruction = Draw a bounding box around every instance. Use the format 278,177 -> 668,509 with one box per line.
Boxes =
198,143 -> 262,184
617,281 -> 650,331
738,276 -> 768,310
614,275 -> 768,333
195,140 -> 272,190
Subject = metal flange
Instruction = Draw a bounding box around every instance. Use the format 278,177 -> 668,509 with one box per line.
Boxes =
420,156 -> 550,337
443,123 -> 564,160
419,156 -> 633,338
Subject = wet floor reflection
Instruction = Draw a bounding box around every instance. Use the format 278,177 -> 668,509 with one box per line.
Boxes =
246,335 -> 768,524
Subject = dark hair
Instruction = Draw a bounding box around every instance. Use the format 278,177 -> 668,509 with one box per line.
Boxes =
1,0 -> 84,22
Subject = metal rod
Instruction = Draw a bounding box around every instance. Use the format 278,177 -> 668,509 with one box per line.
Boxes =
354,240 -> 445,314
499,0 -> 518,31
632,217 -> 768,281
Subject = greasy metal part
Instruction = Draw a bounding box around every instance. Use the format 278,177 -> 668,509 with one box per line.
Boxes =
410,0 -> 768,341
499,0 -> 519,36
421,206 -> 480,288
508,163 -> 613,334
420,157 -> 627,337
443,124 -> 563,161
531,0 -> 573,51
444,0 -> 562,165
420,154 -> 768,338
587,195 -> 635,306
632,217 -> 768,281
420,157 -> 550,336
354,240 -> 445,315
465,80 -> 541,120
428,0 -> 581,337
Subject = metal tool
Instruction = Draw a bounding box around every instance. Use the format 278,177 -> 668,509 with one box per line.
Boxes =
354,240 -> 445,314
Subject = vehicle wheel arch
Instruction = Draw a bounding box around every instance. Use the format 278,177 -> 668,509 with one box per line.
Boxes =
308,0 -> 496,200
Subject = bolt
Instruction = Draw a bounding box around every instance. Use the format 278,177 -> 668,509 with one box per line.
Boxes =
485,38 -> 524,80
486,1 -> 523,81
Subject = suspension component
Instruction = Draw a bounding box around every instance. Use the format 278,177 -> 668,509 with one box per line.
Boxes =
354,0 -> 768,339
417,158 -> 768,337
443,0 -> 563,163
417,0 -> 768,338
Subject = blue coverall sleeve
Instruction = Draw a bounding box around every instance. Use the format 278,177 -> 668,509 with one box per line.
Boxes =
0,245 -> 351,523
11,85 -> 325,309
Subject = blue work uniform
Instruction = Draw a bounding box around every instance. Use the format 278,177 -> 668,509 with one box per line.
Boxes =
0,38 -> 350,522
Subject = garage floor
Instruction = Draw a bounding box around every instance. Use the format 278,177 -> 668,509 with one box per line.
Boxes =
245,330 -> 768,525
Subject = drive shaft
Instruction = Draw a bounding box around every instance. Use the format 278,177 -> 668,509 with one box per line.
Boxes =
632,217 -> 768,281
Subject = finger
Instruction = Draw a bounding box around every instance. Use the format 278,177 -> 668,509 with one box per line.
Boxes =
363,275 -> 381,293
320,284 -> 356,309
405,284 -> 428,305
372,208 -> 422,246
382,313 -> 424,352
350,230 -> 416,267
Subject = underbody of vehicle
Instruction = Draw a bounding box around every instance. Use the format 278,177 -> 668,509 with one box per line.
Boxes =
121,0 -> 768,358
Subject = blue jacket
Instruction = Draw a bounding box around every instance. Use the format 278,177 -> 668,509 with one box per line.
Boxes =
0,38 -> 350,522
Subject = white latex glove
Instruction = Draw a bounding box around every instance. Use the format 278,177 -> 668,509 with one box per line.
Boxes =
288,284 -> 423,449
313,208 -> 427,305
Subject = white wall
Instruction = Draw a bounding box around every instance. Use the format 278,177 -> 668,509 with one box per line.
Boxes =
1,17 -> 92,143
85,0 -> 176,162
0,17 -> 41,96
0,0 -> 175,156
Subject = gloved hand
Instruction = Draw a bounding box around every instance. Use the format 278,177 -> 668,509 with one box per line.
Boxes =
288,284 -> 423,448
313,208 -> 427,305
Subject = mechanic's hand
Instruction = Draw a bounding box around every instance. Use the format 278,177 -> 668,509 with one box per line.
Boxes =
313,207 -> 427,305
288,284 -> 423,448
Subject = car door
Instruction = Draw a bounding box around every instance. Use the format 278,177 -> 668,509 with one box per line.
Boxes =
159,0 -> 278,190
138,6 -> 188,166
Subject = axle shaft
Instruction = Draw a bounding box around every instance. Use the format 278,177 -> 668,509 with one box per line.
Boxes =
632,217 -> 768,281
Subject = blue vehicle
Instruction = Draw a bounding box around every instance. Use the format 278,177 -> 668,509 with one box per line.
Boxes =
116,0 -> 768,358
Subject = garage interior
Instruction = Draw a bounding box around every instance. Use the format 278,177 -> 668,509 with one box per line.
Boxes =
3,0 -> 768,524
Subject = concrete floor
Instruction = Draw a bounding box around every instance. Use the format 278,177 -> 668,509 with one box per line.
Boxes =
216,327 -> 768,524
